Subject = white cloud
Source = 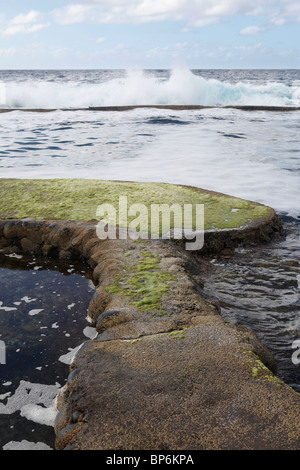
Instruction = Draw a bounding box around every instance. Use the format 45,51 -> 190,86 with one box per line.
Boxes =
145,41 -> 189,60
143,40 -> 267,65
3,10 -> 50,36
10,10 -> 41,26
145,46 -> 169,58
6,0 -> 290,32
240,25 -> 266,35
280,0 -> 300,17
96,36 -> 106,43
0,48 -> 16,57
52,4 -> 92,24
192,16 -> 220,27
3,23 -> 50,36
268,0 -> 300,25
115,43 -> 127,49
52,47 -> 71,57
127,0 -> 186,19
269,17 -> 287,26
50,0 -> 205,26
203,0 -> 247,17
50,0 -> 300,28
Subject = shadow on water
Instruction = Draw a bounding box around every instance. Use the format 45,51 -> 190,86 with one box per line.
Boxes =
0,253 -> 96,450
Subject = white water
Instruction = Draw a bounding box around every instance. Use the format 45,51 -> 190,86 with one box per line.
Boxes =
1,106 -> 299,219
0,380 -> 59,426
0,68 -> 299,218
1,68 -> 300,108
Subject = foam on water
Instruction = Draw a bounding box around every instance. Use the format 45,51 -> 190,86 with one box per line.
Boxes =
1,68 -> 300,108
0,380 -> 59,426
3,440 -> 52,450
0,256 -> 95,449
115,108 -> 300,218
0,105 -> 299,218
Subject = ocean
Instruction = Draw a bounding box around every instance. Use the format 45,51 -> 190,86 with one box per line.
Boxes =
0,68 -> 299,448
0,68 -> 299,217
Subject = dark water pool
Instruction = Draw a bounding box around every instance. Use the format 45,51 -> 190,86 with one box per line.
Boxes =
0,253 -> 95,450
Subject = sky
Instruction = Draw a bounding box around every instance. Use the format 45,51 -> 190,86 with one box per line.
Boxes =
0,0 -> 299,69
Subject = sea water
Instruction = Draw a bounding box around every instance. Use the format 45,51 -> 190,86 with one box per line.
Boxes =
0,254 -> 96,450
0,69 -> 299,446
0,69 -> 299,217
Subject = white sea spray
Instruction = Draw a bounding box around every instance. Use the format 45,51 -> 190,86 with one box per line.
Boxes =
2,67 -> 300,108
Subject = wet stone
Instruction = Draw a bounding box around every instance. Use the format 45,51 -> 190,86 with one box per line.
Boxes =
95,309 -> 136,334
4,221 -> 21,239
72,411 -> 82,423
55,423 -> 82,450
20,237 -> 40,254
67,369 -> 80,384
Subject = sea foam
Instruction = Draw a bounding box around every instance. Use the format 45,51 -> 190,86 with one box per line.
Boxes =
1,67 -> 300,108
0,380 -> 60,426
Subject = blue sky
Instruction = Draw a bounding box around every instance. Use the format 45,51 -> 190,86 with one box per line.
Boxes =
0,0 -> 299,69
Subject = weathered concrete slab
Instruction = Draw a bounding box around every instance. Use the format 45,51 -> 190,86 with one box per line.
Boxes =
56,318 -> 300,450
0,213 -> 299,450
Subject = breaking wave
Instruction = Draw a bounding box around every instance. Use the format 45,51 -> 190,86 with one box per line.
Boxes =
1,67 -> 300,108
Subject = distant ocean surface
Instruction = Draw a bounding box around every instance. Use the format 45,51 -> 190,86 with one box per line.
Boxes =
0,69 -> 299,393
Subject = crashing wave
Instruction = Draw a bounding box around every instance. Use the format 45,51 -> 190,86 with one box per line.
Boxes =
1,67 -> 300,108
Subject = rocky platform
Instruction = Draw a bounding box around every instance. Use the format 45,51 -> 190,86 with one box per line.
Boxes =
0,207 -> 299,451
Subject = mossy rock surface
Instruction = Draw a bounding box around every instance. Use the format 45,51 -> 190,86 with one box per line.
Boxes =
0,178 -> 272,233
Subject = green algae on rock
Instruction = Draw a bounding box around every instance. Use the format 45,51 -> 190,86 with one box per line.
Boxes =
106,250 -> 177,313
0,178 -> 272,233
